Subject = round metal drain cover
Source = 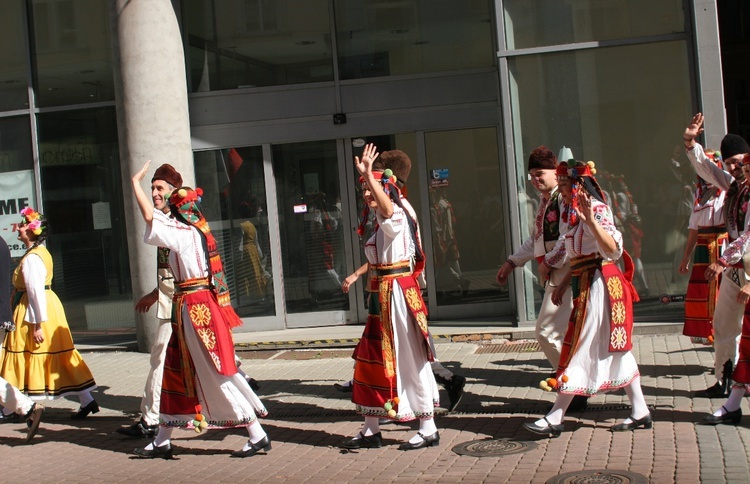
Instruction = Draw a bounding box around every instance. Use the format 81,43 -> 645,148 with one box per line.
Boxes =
452,438 -> 537,457
546,470 -> 648,484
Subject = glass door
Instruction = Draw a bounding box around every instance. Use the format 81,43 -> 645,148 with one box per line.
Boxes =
272,140 -> 353,327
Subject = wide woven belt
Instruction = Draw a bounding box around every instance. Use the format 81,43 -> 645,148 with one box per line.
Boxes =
698,226 -> 727,235
175,278 -> 211,295
371,261 -> 412,277
570,254 -> 603,276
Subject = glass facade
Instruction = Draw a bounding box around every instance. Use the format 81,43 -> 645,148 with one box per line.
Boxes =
0,0 -> 716,335
31,0 -> 115,107
182,0 -> 334,91
503,0 -> 686,50
334,0 -> 495,79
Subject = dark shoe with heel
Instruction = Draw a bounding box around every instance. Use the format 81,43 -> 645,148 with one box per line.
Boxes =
398,431 -> 440,450
523,417 -> 563,438
447,376 -> 466,412
697,382 -> 727,398
71,400 -> 99,420
339,431 -> 382,449
24,404 -> 44,443
117,419 -> 159,438
610,413 -> 653,431
133,443 -> 174,459
701,406 -> 742,425
231,435 -> 272,458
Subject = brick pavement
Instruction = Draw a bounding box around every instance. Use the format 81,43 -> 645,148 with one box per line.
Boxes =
0,333 -> 749,483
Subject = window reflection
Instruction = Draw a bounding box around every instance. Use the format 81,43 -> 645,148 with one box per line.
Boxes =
503,0 -> 686,50
508,41 -> 693,319
31,0 -> 115,106
335,0 -> 495,80
36,108 -> 130,330
194,148 -> 275,317
424,128 -> 505,306
183,0 -> 333,91
0,1 -> 30,111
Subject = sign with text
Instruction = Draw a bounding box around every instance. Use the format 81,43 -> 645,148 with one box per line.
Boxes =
0,170 -> 35,257
430,168 -> 450,187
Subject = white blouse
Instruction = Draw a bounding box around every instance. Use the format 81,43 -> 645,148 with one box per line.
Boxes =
364,203 -> 415,266
21,253 -> 47,323
144,209 -> 209,281
564,199 -> 623,261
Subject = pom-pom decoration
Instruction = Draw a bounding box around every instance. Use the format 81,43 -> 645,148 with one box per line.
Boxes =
178,188 -> 187,198
561,375 -> 569,383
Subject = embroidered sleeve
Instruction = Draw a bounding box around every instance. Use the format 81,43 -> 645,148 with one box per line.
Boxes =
720,229 -> 750,266
376,205 -> 406,237
22,254 -> 48,323
508,235 -> 535,267
687,143 -> 734,191
144,209 -> 194,252
589,202 -> 623,260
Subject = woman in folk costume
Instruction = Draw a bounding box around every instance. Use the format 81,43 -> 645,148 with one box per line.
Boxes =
131,161 -> 269,459
0,207 -> 98,419
339,144 -> 440,451
679,150 -> 727,344
523,160 -> 650,438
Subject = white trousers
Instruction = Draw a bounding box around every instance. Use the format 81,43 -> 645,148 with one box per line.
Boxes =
537,267 -> 573,370
711,267 -> 745,382
0,375 -> 33,416
140,318 -> 172,426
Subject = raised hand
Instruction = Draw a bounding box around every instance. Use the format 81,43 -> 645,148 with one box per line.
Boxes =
575,190 -> 595,225
133,160 -> 151,184
354,143 -> 379,176
684,113 -> 704,142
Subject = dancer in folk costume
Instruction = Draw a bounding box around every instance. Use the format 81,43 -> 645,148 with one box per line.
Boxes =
131,161 -> 269,459
523,160 -> 649,438
684,113 -> 750,398
0,208 -> 98,419
678,150 -> 727,344
339,144 -> 440,451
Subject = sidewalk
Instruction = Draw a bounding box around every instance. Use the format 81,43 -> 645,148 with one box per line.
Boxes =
2,331 -> 747,483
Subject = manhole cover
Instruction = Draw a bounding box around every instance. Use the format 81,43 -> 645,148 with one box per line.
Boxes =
452,438 -> 537,457
546,470 -> 648,484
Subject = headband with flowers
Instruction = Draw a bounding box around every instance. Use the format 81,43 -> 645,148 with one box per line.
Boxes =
20,207 -> 44,236
356,169 -> 400,238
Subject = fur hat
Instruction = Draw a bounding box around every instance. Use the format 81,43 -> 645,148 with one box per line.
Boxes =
528,146 -> 558,171
380,150 -> 412,183
152,163 -> 183,188
720,134 -> 750,161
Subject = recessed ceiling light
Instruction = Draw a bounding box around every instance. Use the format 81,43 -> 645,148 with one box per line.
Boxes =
296,40 -> 316,45
390,29 -> 410,34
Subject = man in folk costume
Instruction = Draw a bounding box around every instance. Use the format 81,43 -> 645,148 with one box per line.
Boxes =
117,164 -> 182,438
684,113 -> 750,398
131,161 -> 269,459
678,150 -> 727,345
496,146 -> 586,410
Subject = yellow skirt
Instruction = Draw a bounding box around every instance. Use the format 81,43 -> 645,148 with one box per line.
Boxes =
0,290 -> 96,399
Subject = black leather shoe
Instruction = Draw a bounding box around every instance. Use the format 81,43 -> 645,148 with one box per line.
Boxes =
117,419 -> 159,438
447,375 -> 466,412
246,377 -> 261,392
398,431 -> 440,450
610,413 -> 653,431
231,435 -> 271,458
334,382 -> 353,393
133,443 -> 173,459
339,432 -> 382,449
523,417 -> 563,438
24,404 -> 44,443
696,382 -> 727,398
701,406 -> 742,425
71,400 -> 99,420
0,412 -> 20,424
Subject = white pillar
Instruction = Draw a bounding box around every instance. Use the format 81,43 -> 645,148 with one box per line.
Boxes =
110,0 -> 195,352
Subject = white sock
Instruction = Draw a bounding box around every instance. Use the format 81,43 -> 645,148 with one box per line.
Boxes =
623,377 -> 650,421
355,416 -> 380,438
716,387 -> 746,415
78,390 -> 95,407
246,421 -> 267,445
152,426 -> 173,448
535,393 -> 574,426
409,418 -> 437,443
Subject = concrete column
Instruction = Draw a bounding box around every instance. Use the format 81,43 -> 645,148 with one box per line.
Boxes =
693,0 -> 727,147
110,0 -> 195,352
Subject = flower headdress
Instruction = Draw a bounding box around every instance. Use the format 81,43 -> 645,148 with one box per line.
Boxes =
20,207 -> 45,236
356,169 -> 400,238
556,160 -> 604,225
